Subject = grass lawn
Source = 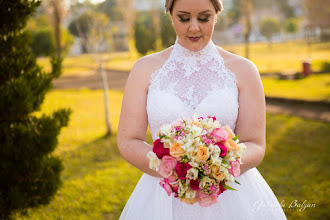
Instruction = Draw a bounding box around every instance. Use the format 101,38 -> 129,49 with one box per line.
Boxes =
262,73 -> 330,102
222,40 -> 330,73
37,40 -> 330,75
16,89 -> 329,220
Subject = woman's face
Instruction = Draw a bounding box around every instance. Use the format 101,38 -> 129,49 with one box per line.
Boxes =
170,0 -> 218,52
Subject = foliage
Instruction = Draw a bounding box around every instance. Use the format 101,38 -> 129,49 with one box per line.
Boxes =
11,89 -> 330,220
284,18 -> 300,35
28,15 -> 74,57
0,0 -> 71,218
97,0 -> 124,21
259,17 -> 281,41
134,12 -> 156,55
68,11 -> 111,54
262,73 -> 330,102
302,0 -> 330,41
160,13 -> 176,48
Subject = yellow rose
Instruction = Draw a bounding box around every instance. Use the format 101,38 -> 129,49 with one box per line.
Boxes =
197,145 -> 209,162
223,139 -> 237,151
210,165 -> 225,181
170,143 -> 186,158
223,125 -> 235,139
180,197 -> 198,205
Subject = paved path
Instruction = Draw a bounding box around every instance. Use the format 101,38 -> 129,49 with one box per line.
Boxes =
53,69 -> 329,123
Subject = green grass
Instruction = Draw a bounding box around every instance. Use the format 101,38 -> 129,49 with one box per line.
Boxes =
222,40 -> 330,73
37,40 -> 330,75
262,73 -> 330,102
15,89 -> 329,220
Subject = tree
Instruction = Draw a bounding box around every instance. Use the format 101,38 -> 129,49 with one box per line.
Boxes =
302,0 -> 330,41
240,0 -> 253,59
0,0 -> 71,219
134,12 -> 156,55
284,18 -> 299,40
259,17 -> 281,50
44,0 -> 65,58
160,13 -> 176,48
69,11 -> 113,136
97,0 -> 124,21
28,15 -> 74,57
118,0 -> 137,57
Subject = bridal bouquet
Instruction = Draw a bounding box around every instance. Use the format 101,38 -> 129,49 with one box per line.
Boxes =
147,114 -> 246,207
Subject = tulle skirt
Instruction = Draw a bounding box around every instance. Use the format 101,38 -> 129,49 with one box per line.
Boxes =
119,167 -> 287,220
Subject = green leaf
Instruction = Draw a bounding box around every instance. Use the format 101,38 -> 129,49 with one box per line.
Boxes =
232,134 -> 241,141
235,180 -> 241,185
222,183 -> 237,191
222,160 -> 230,166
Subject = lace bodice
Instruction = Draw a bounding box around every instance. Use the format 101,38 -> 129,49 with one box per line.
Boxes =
146,39 -> 239,141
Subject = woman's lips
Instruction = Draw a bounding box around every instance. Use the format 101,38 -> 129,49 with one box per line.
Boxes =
188,37 -> 201,42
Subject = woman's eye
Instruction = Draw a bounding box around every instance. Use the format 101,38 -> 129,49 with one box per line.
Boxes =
178,16 -> 190,22
198,16 -> 210,22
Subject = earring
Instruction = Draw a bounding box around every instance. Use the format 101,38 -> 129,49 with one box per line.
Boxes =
215,19 -> 217,23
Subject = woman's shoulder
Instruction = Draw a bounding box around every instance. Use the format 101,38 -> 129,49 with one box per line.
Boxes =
129,46 -> 174,91
215,46 -> 261,90
132,46 -> 173,75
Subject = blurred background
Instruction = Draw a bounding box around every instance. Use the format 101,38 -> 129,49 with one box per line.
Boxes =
1,0 -> 329,219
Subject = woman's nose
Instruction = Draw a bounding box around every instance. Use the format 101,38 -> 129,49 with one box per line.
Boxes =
189,19 -> 200,33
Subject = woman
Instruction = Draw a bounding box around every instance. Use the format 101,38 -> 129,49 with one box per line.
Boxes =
117,0 -> 287,219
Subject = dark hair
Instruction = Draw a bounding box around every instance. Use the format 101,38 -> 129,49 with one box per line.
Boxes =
165,0 -> 223,14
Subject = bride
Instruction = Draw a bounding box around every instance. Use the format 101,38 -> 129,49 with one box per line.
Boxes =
117,0 -> 287,219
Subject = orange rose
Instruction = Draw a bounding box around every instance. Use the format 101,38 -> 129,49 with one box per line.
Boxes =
197,145 -> 209,161
223,125 -> 235,139
170,143 -> 186,158
223,140 -> 238,151
210,165 -> 225,181
180,197 -> 198,205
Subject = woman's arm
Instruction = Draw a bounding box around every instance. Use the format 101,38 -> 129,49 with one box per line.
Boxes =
233,59 -> 266,175
117,57 -> 162,178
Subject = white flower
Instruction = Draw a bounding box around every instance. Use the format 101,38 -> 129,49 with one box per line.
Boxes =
147,151 -> 161,171
178,181 -> 189,196
159,124 -> 172,137
190,125 -> 204,138
189,161 -> 200,168
186,168 -> 199,180
199,177 -> 215,188
185,187 -> 197,199
225,174 -> 235,185
210,155 -> 222,166
234,143 -> 246,160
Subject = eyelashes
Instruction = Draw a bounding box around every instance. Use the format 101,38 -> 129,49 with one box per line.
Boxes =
178,15 -> 210,23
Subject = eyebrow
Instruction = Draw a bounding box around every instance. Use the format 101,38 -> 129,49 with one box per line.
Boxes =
177,10 -> 212,14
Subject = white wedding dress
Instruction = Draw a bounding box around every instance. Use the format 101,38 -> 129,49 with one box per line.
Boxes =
119,39 -> 287,220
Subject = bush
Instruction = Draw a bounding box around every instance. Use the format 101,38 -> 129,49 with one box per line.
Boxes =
134,12 -> 156,55
29,15 -> 74,57
160,13 -> 176,48
0,1 -> 71,219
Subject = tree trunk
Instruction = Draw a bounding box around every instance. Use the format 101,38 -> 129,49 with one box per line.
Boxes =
241,0 -> 252,59
100,61 -> 111,136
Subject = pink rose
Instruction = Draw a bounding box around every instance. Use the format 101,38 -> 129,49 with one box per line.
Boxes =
153,139 -> 170,159
158,156 -> 177,178
159,178 -> 172,196
215,142 -> 228,157
217,182 -> 227,195
190,179 -> 200,190
210,128 -> 228,143
175,162 -> 192,180
229,159 -> 241,177
197,191 -> 218,207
